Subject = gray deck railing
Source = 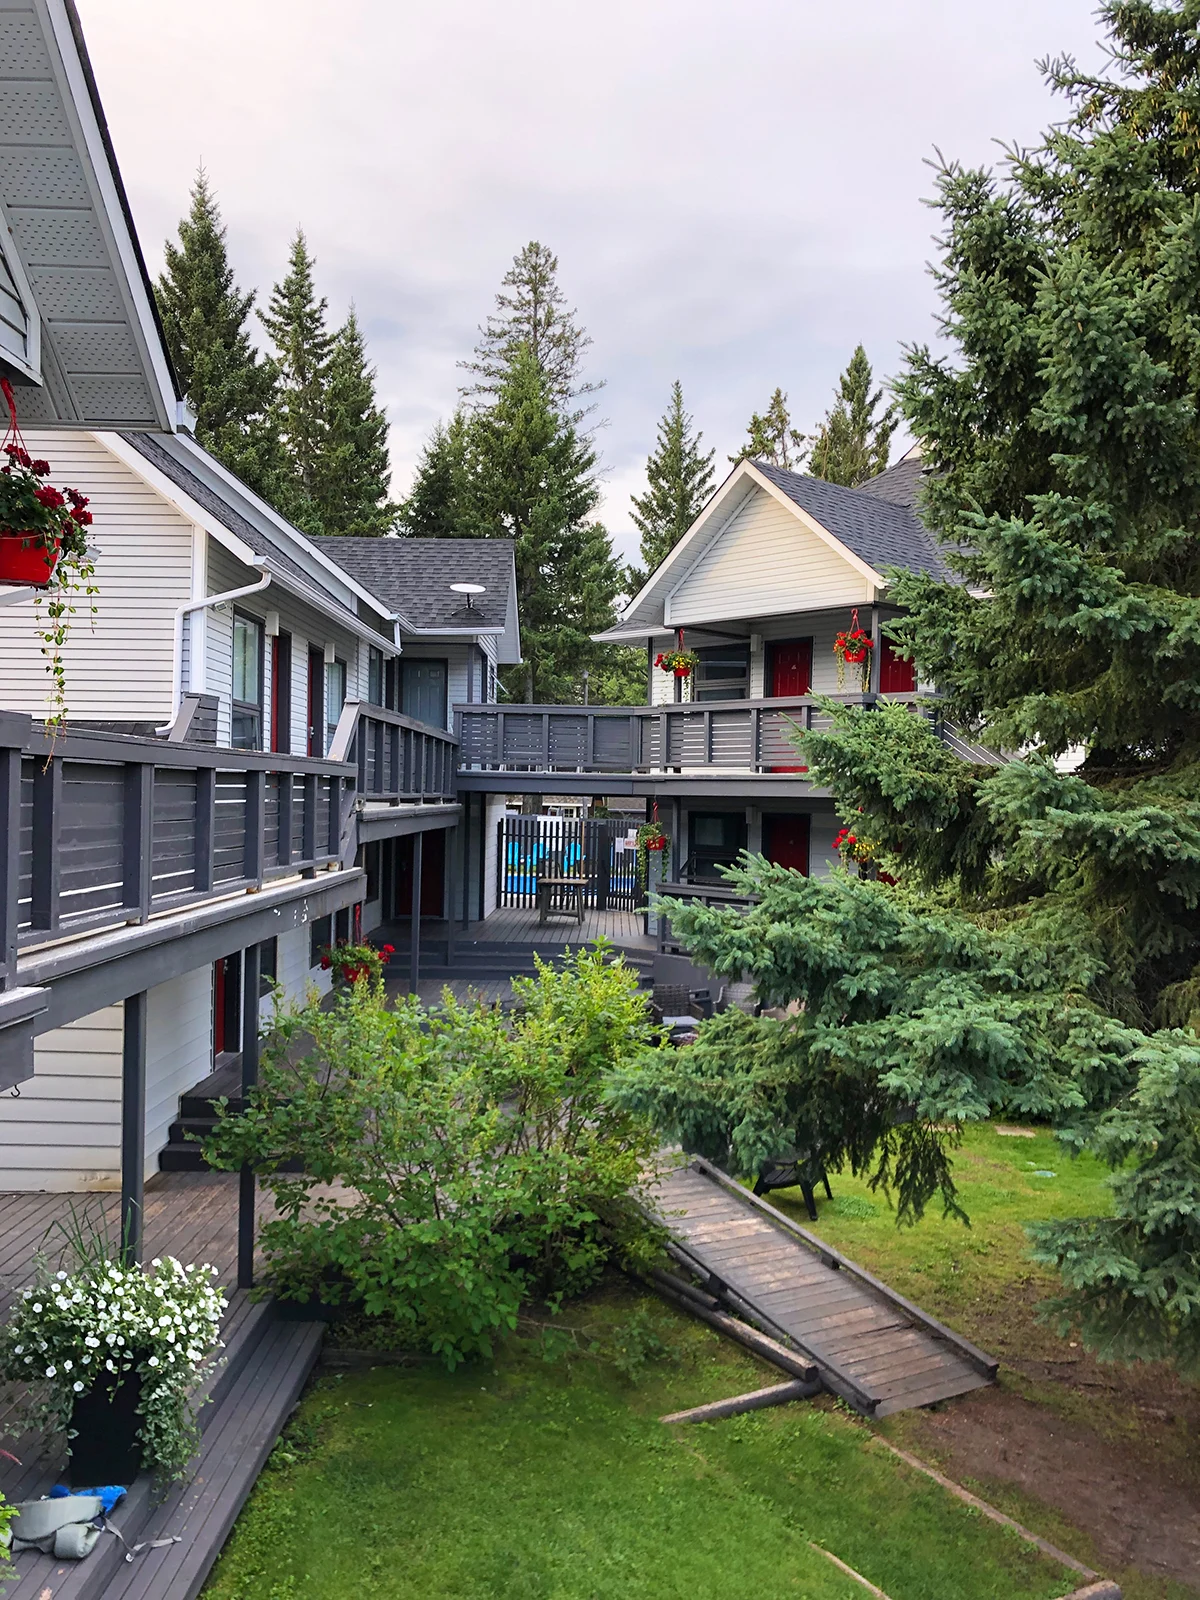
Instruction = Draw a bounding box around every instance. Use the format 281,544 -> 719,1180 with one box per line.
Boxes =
652,880 -> 759,955
455,694 -> 924,774
0,712 -> 357,989
329,699 -> 458,803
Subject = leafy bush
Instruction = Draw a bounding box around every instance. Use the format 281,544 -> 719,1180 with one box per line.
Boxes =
205,946 -> 662,1368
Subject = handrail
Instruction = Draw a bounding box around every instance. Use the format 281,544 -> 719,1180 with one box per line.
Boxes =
345,701 -> 458,805
0,716 -> 357,987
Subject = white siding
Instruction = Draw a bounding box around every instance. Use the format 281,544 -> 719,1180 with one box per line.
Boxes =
483,794 -> 509,917
273,924 -> 327,1007
809,811 -> 843,878
0,431 -> 194,721
0,1005 -> 123,1190
749,611 -> 866,697
668,487 -> 872,627
145,968 -> 212,1167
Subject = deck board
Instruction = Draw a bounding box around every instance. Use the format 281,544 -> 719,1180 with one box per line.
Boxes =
649,1159 -> 996,1416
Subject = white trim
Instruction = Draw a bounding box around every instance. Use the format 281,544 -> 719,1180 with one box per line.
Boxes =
0,196 -> 41,386
740,462 -> 884,588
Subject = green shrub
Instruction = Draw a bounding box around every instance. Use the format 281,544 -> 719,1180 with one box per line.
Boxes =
205,946 -> 662,1368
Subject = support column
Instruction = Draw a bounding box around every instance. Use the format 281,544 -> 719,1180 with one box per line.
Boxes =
409,833 -> 423,995
120,990 -> 147,1267
237,942 -> 261,1290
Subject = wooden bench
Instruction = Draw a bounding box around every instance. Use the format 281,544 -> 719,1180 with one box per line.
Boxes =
536,875 -> 586,924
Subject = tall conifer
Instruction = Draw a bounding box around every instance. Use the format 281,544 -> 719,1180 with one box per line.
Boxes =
808,345 -> 896,486
312,308 -> 397,535
155,169 -> 281,496
729,388 -> 805,469
398,412 -> 471,537
628,380 -> 715,590
260,230 -> 333,530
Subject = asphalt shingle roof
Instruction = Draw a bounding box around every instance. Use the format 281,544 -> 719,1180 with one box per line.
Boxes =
313,537 -> 515,631
858,453 -> 928,508
753,459 -> 953,582
120,432 -> 356,611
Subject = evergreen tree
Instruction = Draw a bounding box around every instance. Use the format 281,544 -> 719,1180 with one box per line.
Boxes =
628,380 -> 715,591
398,412 -> 471,537
808,345 -> 897,486
460,241 -> 601,422
260,229 -> 333,531
155,169 -> 281,497
461,345 -> 620,701
613,1 -> 1200,1374
729,387 -> 805,469
311,308 -> 397,535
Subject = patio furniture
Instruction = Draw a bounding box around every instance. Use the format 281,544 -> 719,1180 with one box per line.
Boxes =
536,875 -> 586,925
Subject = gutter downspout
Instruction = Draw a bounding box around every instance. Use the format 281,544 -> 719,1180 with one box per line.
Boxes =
156,561 -> 271,734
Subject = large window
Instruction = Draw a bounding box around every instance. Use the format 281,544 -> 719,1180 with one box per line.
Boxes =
693,644 -> 750,702
401,658 -> 448,728
687,811 -> 748,882
326,657 -> 347,752
231,610 -> 263,749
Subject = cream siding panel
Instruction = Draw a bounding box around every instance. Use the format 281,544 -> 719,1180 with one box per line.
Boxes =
144,968 -> 213,1169
668,489 -> 871,627
0,431 -> 194,721
482,794 -> 509,917
809,811 -> 843,878
748,612 -> 866,697
0,1004 -> 123,1190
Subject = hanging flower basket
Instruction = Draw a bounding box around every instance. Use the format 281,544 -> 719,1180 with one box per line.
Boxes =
833,608 -> 873,688
654,649 -> 699,679
319,939 -> 393,987
635,821 -> 671,886
0,378 -> 97,732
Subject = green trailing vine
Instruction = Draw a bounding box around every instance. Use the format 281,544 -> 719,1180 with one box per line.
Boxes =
635,821 -> 670,888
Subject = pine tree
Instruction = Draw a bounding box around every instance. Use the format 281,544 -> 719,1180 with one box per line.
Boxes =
729,387 -> 805,469
461,344 -> 619,701
628,380 -> 715,591
260,229 -> 333,531
459,241 -> 601,422
311,308 -> 397,535
807,345 -> 897,486
614,1 -> 1200,1374
155,169 -> 281,496
398,412 -> 472,537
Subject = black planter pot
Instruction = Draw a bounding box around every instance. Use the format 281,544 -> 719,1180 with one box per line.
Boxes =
68,1369 -> 143,1487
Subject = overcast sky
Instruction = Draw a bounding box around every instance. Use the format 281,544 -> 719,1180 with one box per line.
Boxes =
79,0 -> 1108,561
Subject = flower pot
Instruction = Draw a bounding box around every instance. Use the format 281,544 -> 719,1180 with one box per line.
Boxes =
645,836 -> 666,851
68,1369 -> 143,1487
672,666 -> 692,678
0,530 -> 60,586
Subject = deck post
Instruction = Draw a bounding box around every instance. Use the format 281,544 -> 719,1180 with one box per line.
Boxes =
120,990 -> 147,1267
237,942 -> 261,1289
409,833 -> 423,994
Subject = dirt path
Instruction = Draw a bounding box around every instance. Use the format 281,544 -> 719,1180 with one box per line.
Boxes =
899,1381 -> 1200,1591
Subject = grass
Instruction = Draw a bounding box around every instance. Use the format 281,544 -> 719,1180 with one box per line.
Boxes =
204,1282 -> 1077,1600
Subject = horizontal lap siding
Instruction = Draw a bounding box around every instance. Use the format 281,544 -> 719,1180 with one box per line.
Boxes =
669,488 -> 871,627
0,1004 -> 123,1190
0,431 -> 194,720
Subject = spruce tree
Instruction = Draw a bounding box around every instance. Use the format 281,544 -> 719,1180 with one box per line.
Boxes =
155,169 -> 281,496
312,308 -> 397,535
398,412 -> 471,537
628,380 -> 715,591
459,241 -> 601,422
807,345 -> 897,486
260,229 -> 333,531
461,344 -> 619,701
729,387 -> 805,469
613,0 -> 1200,1374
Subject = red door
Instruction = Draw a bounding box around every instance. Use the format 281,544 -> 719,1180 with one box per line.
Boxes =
307,646 -> 324,756
879,636 -> 917,693
396,831 -> 446,916
766,638 -> 812,697
765,639 -> 812,771
270,633 -> 292,753
763,813 -> 810,874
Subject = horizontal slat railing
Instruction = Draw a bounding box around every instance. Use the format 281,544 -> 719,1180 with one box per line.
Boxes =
330,700 -> 458,804
1,718 -> 356,972
653,880 -> 760,955
455,695 -> 932,776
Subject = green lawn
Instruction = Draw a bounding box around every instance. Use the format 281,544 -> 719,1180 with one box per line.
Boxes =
204,1282 -> 1076,1600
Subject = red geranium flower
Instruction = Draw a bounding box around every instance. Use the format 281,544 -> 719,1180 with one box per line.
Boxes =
34,485 -> 65,509
31,459 -> 51,476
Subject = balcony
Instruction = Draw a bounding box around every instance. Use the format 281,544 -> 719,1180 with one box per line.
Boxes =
454,694 -> 999,790
330,699 -> 458,804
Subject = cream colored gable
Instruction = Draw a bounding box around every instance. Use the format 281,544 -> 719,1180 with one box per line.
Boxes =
665,484 -> 874,627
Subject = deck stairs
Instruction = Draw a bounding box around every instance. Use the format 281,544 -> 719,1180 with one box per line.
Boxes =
649,1157 -> 997,1417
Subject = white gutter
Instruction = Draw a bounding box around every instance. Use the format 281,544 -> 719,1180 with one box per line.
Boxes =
156,562 -> 271,733
0,586 -> 36,608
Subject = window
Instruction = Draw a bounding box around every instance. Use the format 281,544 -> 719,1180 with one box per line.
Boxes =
258,936 -> 278,999
231,611 -> 264,749
326,657 -> 347,752
486,657 -> 498,704
368,647 -> 384,707
401,658 -> 448,727
687,811 -> 748,882
693,644 -> 750,702
334,905 -> 351,944
365,840 -> 381,902
384,657 -> 398,711
310,913 -> 332,968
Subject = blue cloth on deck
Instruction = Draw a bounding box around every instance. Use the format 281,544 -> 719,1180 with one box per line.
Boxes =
50,1484 -> 126,1513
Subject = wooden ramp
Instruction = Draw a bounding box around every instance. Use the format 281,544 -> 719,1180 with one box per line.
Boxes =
649,1157 -> 996,1418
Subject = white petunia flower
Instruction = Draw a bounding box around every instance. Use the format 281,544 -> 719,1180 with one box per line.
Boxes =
13,1344 -> 22,1355
73,1380 -> 84,1392
45,1365 -> 56,1377
56,1270 -> 67,1281
148,1355 -> 159,1367
32,1302 -> 42,1313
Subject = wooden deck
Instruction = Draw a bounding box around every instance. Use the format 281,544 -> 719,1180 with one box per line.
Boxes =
0,1174 -> 323,1600
471,903 -> 652,948
649,1158 -> 996,1417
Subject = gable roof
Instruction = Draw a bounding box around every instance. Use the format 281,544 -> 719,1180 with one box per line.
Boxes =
312,537 -> 520,653
752,461 -> 951,581
858,451 -> 927,508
